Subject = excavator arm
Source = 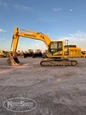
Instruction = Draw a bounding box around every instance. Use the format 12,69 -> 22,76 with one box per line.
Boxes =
11,27 -> 51,53
7,27 -> 52,65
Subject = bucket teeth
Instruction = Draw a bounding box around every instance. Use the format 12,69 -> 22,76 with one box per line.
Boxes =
7,56 -> 20,66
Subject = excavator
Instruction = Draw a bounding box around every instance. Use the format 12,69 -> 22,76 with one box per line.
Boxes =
7,27 -> 77,66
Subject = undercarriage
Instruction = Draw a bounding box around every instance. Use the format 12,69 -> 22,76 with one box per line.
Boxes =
7,56 -> 77,66
40,58 -> 77,66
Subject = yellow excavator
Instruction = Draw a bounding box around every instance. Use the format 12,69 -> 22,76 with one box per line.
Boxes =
7,27 -> 77,66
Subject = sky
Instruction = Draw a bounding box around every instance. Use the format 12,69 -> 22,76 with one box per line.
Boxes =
0,0 -> 86,51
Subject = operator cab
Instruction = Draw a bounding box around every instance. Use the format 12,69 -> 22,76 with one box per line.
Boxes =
48,41 -> 63,55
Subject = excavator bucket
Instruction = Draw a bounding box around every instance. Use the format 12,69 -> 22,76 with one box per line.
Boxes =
7,56 -> 20,66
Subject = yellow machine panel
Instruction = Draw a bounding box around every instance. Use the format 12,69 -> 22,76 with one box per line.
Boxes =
64,45 -> 81,58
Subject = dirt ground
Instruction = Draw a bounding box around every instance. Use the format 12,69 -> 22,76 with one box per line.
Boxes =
0,57 -> 86,115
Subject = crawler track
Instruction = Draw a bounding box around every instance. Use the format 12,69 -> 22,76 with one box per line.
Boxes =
40,59 -> 77,66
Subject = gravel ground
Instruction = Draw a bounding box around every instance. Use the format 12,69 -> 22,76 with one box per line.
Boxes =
0,57 -> 86,115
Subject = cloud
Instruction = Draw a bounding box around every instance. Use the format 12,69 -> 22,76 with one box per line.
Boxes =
53,8 -> 62,12
14,4 -> 32,11
28,41 -> 46,51
59,31 -> 86,51
18,40 -> 46,51
0,29 -> 6,32
0,2 -> 8,8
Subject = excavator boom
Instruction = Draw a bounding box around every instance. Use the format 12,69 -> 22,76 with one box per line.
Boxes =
11,28 -> 51,52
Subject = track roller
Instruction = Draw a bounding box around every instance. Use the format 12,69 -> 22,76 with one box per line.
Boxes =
40,59 -> 78,66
